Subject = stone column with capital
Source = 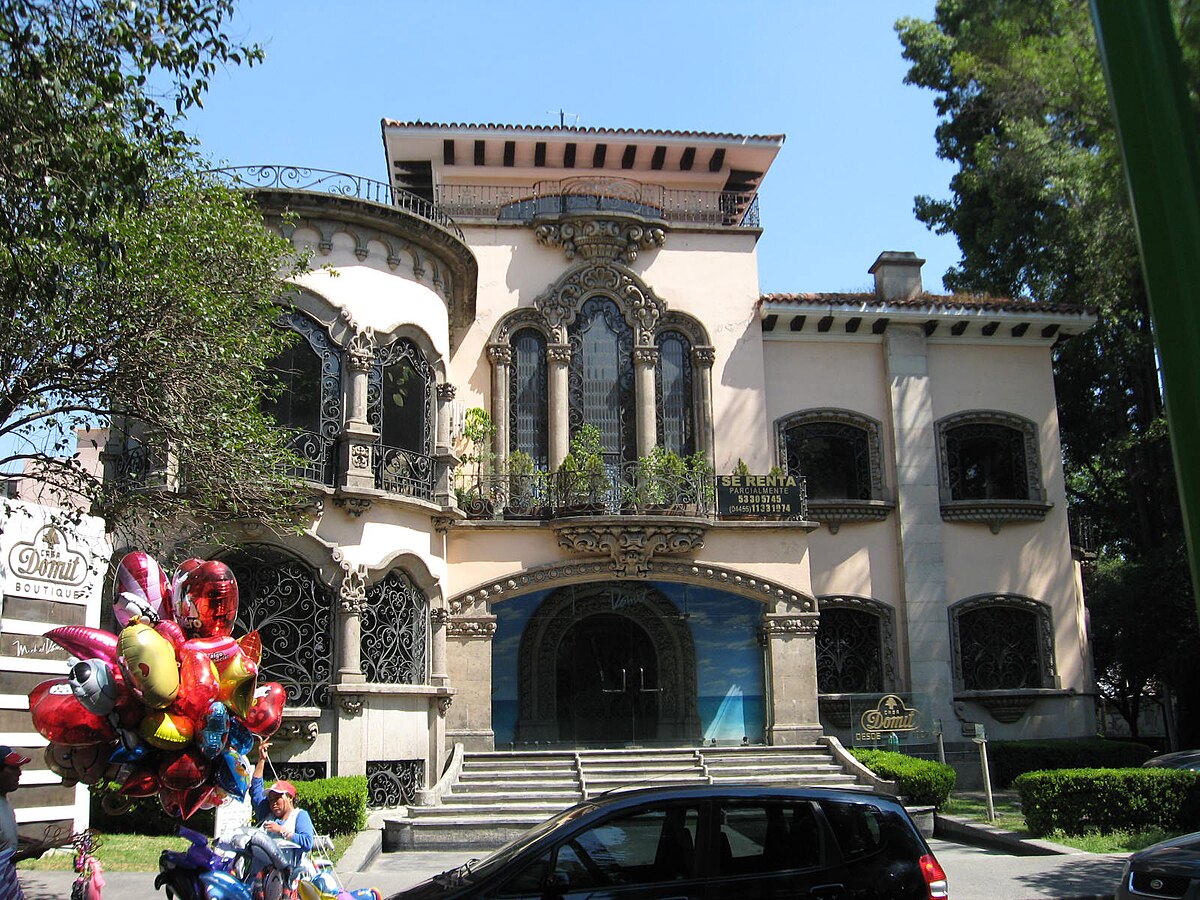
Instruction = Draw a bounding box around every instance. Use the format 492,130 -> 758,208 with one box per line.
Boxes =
547,344 -> 571,469
336,563 -> 367,684
429,606 -> 449,687
692,346 -> 716,463
340,328 -> 377,491
762,612 -> 823,745
444,597 -> 498,752
633,345 -> 659,456
434,382 -> 458,506
487,345 -> 511,469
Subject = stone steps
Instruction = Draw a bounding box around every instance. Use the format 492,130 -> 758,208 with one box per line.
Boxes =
383,744 -> 875,850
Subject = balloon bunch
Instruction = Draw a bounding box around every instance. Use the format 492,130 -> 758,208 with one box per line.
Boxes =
29,552 -> 288,820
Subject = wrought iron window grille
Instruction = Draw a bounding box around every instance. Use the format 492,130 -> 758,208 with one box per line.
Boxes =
362,571 -> 429,684
366,759 -> 424,809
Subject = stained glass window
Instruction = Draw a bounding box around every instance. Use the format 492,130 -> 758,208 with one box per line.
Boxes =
510,329 -> 549,467
655,332 -> 693,456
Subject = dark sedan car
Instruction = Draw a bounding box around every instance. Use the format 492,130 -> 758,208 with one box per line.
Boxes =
1117,831 -> 1200,899
1143,750 -> 1200,772
387,784 -> 948,900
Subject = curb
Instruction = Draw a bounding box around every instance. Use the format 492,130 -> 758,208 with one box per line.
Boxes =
338,829 -> 383,873
935,813 -> 1089,856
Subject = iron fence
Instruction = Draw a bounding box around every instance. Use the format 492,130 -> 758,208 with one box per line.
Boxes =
374,443 -> 435,500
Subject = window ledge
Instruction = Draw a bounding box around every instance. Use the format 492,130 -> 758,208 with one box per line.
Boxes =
940,499 -> 1052,533
807,499 -> 895,533
330,682 -> 454,697
955,688 -> 1072,723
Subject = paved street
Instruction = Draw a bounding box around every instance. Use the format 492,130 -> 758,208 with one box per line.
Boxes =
17,836 -> 1132,899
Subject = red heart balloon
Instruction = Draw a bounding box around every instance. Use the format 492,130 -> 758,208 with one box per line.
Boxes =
242,681 -> 286,737
118,769 -> 160,798
170,648 -> 219,722
29,679 -> 117,746
45,626 -> 119,664
176,560 -> 239,639
159,747 -> 210,791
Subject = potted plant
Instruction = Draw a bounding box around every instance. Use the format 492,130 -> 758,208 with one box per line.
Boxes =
457,407 -> 497,518
555,424 -> 608,513
505,449 -> 549,518
685,451 -> 715,514
631,445 -> 687,513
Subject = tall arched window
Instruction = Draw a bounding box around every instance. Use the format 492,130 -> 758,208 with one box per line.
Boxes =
369,339 -> 434,497
655,331 -> 693,457
951,595 -> 1054,690
263,313 -> 342,485
510,328 -> 549,467
568,297 -> 635,464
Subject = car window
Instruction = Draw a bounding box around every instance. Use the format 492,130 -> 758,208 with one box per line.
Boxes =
493,847 -> 553,897
715,800 -> 826,875
818,798 -> 927,866
547,803 -> 702,890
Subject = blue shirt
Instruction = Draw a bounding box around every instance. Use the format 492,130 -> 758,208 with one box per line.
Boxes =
249,776 -> 315,852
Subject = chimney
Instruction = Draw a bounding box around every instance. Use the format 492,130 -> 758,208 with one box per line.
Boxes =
869,251 -> 925,301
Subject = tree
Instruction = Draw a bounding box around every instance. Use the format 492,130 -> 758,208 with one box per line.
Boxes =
897,0 -> 1200,742
0,1 -> 310,542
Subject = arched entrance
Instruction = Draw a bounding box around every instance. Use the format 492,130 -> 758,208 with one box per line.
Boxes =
515,583 -> 699,746
556,613 -> 659,744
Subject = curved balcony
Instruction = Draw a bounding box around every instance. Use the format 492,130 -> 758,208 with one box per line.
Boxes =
209,166 -> 464,240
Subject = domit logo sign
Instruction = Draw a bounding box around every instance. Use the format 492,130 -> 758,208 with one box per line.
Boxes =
8,525 -> 89,587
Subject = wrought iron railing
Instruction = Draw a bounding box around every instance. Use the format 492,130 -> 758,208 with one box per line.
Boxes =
374,443 -> 435,500
210,166 -> 465,239
281,429 -> 336,487
113,442 -> 171,489
455,461 -> 718,519
437,177 -> 762,227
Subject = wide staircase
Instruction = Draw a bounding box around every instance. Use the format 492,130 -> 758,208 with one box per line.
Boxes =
383,744 -> 874,850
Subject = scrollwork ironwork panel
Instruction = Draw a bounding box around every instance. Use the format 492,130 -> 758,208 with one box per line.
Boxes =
957,605 -> 1043,690
510,328 -> 549,467
655,332 -> 694,457
362,571 -> 429,684
816,608 -> 883,694
366,759 -> 424,809
271,761 -> 327,783
368,339 -> 434,497
225,545 -> 334,708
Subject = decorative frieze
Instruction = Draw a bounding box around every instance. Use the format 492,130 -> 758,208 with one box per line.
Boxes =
487,344 -> 512,366
535,216 -> 666,264
760,614 -> 821,636
554,521 -> 707,577
446,617 -> 497,638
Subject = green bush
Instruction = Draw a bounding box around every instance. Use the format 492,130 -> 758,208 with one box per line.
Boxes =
849,749 -> 956,808
294,775 -> 368,835
1014,768 -> 1200,836
990,738 -> 1152,788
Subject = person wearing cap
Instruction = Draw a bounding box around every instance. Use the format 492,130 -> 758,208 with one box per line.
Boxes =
250,740 -> 315,852
0,746 -> 54,898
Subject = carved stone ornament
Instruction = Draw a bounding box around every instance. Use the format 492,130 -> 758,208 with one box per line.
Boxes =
692,346 -> 716,367
333,550 -> 368,615
276,720 -> 320,743
760,614 -> 821,636
346,327 -> 376,372
437,696 -> 453,717
974,694 -> 1037,723
487,344 -> 513,366
535,216 -> 666,264
535,261 -> 666,340
338,694 -> 364,716
554,521 -> 707,578
436,382 -> 457,403
547,345 -> 572,365
348,445 -> 374,472
429,607 -> 451,627
446,617 -> 498,638
431,515 -> 457,534
454,561 -> 815,613
632,346 -> 659,367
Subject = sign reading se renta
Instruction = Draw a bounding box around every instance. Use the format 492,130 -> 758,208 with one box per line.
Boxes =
715,474 -> 805,517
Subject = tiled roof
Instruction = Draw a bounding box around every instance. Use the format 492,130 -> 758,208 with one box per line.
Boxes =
760,291 -> 1092,315
382,120 -> 786,143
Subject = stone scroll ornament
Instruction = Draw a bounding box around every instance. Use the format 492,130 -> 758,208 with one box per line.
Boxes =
28,551 -> 288,821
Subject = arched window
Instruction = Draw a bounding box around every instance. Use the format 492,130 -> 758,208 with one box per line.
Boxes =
361,571 -> 429,684
783,420 -> 872,501
951,595 -> 1054,690
937,412 -> 1042,502
510,328 -> 549,467
568,297 -> 635,464
224,545 -> 334,708
263,313 -> 342,485
369,339 -> 434,497
815,597 -> 895,694
655,331 -> 693,457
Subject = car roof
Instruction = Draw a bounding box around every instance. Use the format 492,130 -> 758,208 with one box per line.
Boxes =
579,783 -> 901,810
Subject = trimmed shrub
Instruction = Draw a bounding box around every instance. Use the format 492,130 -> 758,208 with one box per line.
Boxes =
1014,768 -> 1200,836
849,749 -> 956,808
990,738 -> 1152,788
294,775 -> 368,835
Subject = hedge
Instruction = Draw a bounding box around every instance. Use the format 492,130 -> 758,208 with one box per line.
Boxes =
89,774 -> 368,837
848,749 -> 956,808
294,775 -> 368,836
989,738 -> 1152,788
1013,768 -> 1200,836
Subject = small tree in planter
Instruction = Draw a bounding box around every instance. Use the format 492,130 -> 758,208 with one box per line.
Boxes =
632,446 -> 687,512
505,449 -> 549,517
556,424 -> 608,512
685,451 -> 715,513
456,407 -> 497,517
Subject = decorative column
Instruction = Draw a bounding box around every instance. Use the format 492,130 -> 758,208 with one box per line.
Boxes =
692,347 -> 716,463
547,344 -> 571,468
335,561 -> 367,684
633,346 -> 659,456
486,345 -> 511,468
332,556 -> 367,777
444,594 -> 498,752
429,606 -> 449,687
434,383 -> 458,507
339,327 -> 377,492
762,612 -> 823,745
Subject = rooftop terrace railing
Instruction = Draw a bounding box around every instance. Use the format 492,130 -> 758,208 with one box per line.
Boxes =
210,166 -> 465,240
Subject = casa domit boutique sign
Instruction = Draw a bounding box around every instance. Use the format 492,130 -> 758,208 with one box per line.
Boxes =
715,474 -> 805,517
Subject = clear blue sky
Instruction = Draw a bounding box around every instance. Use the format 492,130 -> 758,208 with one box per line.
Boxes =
188,0 -> 961,295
